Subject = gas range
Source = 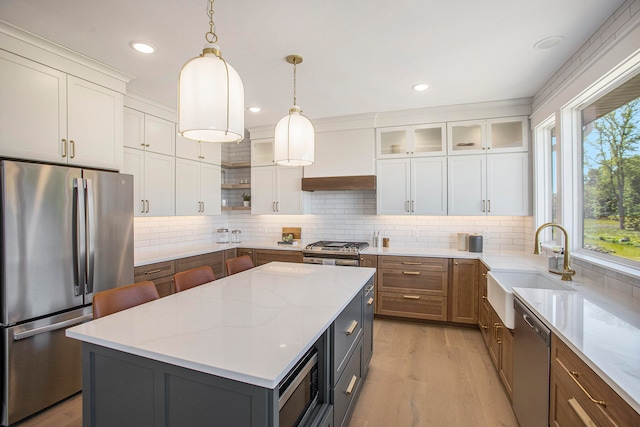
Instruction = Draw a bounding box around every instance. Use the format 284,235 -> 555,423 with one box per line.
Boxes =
302,241 -> 369,267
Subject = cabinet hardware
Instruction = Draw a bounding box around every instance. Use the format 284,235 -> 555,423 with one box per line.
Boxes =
482,273 -> 487,277
61,139 -> 67,157
411,200 -> 414,212
480,324 -> 488,330
482,199 -> 486,212
276,202 -> 279,212
367,297 -> 374,306
402,295 -> 420,300
482,295 -> 488,300
345,320 -> 358,335
70,140 -> 76,158
488,200 -> 491,213
144,269 -> 161,275
402,261 -> 421,265
494,323 -> 502,343
568,398 -> 598,427
405,200 -> 410,212
454,262 -> 459,265
141,200 -> 145,213
365,285 -> 374,292
345,375 -> 358,395
145,200 -> 150,213
272,202 -> 276,212
403,271 -> 420,275
567,370 -> 607,407
140,143 -> 145,147
145,143 -> 150,147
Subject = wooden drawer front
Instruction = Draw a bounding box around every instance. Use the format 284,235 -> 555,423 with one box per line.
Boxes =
333,340 -> 362,427
378,269 -> 448,296
134,260 -> 175,282
377,291 -> 447,321
552,335 -> 640,426
176,252 -> 225,278
332,293 -> 363,383
379,256 -> 448,272
254,249 -> 303,266
551,366 -> 597,427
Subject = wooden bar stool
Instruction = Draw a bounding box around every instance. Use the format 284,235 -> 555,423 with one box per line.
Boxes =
225,255 -> 255,276
173,266 -> 215,293
92,281 -> 159,319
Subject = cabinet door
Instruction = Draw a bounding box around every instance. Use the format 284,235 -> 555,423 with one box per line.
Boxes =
200,163 -> 221,215
67,76 -> 122,170
198,141 -> 222,165
144,115 -> 175,156
447,120 -> 485,154
175,158 -> 201,216
276,166 -> 304,214
449,259 -> 478,324
123,108 -> 145,150
486,153 -> 529,216
251,138 -> 274,166
376,126 -> 409,158
487,117 -> 528,152
251,166 -> 277,214
0,51 -> 67,163
447,155 -> 486,216
412,123 -> 446,156
122,148 -> 145,216
499,327 -> 514,399
144,152 -> 175,216
412,157 -> 447,215
376,159 -> 410,215
175,133 -> 200,160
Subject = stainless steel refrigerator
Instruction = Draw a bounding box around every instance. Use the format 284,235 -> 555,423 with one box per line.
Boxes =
0,160 -> 134,426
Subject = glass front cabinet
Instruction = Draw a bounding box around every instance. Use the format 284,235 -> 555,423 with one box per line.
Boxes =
376,123 -> 446,158
447,117 -> 528,155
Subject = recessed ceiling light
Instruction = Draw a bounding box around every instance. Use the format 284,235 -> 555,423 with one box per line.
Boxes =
412,83 -> 429,92
130,41 -> 157,54
534,36 -> 564,50
248,106 -> 261,113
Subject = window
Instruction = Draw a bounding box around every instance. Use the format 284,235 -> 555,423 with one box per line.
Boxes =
580,73 -> 640,263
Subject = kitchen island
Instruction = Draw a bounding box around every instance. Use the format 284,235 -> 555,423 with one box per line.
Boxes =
66,262 -> 375,427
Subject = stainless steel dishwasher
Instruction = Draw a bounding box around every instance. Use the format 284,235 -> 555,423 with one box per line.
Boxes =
513,297 -> 552,427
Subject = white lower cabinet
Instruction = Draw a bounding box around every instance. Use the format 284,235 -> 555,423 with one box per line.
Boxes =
377,157 -> 447,215
122,148 -> 175,216
0,50 -> 122,170
251,166 -> 306,214
175,158 -> 221,216
448,153 -> 529,216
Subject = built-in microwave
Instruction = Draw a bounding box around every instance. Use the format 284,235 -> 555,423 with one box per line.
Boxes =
278,347 -> 319,427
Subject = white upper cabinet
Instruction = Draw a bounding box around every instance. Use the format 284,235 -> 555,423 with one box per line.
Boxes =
175,133 -> 221,165
122,148 -> 175,217
377,157 -> 447,215
376,123 -> 446,158
447,117 -> 528,155
0,51 -> 122,170
123,107 -> 175,156
448,153 -> 529,216
175,158 -> 221,216
304,128 -> 375,177
251,166 -> 306,215
251,138 -> 274,166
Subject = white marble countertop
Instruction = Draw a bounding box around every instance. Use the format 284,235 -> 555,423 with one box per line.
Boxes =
67,263 -> 375,389
514,285 -> 640,413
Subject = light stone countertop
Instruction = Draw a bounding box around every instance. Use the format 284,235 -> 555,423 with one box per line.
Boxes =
67,263 -> 376,389
131,241 -> 639,412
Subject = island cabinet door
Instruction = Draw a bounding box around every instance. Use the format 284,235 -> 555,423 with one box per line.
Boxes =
332,293 -> 363,383
362,279 -> 375,372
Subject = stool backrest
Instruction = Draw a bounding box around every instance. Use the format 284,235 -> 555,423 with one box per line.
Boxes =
225,255 -> 255,276
92,281 -> 159,319
174,266 -> 215,293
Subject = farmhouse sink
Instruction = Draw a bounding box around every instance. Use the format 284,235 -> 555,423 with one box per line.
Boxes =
487,270 -> 574,329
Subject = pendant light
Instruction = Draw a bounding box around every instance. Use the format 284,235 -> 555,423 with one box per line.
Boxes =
274,55 -> 315,166
178,0 -> 244,143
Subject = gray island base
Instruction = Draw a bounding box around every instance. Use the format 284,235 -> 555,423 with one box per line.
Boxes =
68,263 -> 375,426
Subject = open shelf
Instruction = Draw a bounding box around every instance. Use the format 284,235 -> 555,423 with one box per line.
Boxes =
222,206 -> 251,211
221,161 -> 251,168
221,183 -> 251,190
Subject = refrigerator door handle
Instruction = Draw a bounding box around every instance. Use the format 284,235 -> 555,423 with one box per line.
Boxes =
85,179 -> 96,294
13,314 -> 93,341
74,178 -> 87,297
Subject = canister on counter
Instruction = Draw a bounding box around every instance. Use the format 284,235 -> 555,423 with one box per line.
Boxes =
217,228 -> 229,243
231,229 -> 241,243
457,233 -> 469,251
468,234 -> 483,252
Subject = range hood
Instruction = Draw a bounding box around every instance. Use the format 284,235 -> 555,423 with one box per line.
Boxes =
301,175 -> 376,191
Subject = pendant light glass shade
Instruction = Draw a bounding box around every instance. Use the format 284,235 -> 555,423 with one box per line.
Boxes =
178,46 -> 244,143
274,106 -> 315,166
274,54 -> 314,166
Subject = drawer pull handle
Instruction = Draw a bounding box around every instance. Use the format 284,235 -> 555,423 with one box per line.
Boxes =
345,375 -> 358,395
482,295 -> 488,300
402,261 -> 421,265
568,371 -> 607,407
365,285 -> 374,292
402,295 -> 420,300
494,323 -> 502,344
367,297 -> 374,306
568,398 -> 598,427
144,269 -> 161,275
345,320 -> 358,335
61,139 -> 67,157
403,271 -> 420,275
480,324 -> 488,330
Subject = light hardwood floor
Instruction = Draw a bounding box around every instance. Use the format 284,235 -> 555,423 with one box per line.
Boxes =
14,319 -> 518,427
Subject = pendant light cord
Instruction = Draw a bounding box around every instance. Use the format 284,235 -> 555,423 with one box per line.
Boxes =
292,58 -> 297,106
205,0 -> 218,44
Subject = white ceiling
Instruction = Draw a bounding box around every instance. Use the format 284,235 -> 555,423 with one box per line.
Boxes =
0,0 -> 625,129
